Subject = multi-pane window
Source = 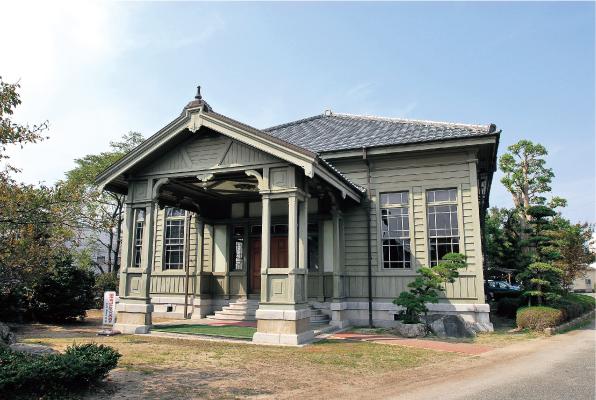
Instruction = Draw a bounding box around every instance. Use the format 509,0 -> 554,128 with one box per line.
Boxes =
133,209 -> 145,268
380,191 -> 411,269
164,207 -> 185,270
232,226 -> 245,271
427,188 -> 459,266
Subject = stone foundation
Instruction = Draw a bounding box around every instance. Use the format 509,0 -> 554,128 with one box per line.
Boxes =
252,307 -> 314,345
325,301 -> 493,332
114,303 -> 153,334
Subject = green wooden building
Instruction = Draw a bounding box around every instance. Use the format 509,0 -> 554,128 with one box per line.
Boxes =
96,87 -> 499,345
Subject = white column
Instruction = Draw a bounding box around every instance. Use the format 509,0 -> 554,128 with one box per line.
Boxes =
331,207 -> 342,300
298,198 -> 308,270
288,194 -> 298,270
139,201 -> 156,298
260,194 -> 271,303
118,204 -> 133,295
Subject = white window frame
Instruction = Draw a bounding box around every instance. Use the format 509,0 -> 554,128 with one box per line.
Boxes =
163,207 -> 187,270
132,208 -> 145,268
379,191 -> 412,269
426,188 -> 460,267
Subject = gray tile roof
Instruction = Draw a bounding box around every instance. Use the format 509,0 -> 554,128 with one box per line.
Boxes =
263,112 -> 497,153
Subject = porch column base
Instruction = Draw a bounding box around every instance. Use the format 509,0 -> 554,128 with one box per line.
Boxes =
190,297 -> 212,320
329,301 -> 350,329
114,302 -> 153,334
252,308 -> 314,345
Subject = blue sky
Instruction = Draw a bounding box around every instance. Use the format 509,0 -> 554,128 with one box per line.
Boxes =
2,1 -> 594,222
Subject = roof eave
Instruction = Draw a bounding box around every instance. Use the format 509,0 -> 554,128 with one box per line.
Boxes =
318,133 -> 500,160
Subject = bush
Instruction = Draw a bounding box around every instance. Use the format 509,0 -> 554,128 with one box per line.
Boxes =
93,272 -> 119,309
496,297 -> 522,319
556,293 -> 595,321
516,306 -> 564,330
394,253 -> 467,323
0,343 -> 120,396
29,256 -> 96,322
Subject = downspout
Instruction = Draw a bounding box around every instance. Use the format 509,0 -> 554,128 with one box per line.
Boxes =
362,147 -> 373,328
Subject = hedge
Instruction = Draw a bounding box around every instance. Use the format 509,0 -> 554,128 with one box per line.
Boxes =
0,343 -> 120,397
557,294 -> 596,321
516,306 -> 564,330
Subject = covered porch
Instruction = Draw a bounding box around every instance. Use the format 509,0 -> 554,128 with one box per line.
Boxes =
99,96 -> 363,344
116,165 -> 356,344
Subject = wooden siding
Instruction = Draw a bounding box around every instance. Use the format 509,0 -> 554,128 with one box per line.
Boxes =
330,150 -> 485,303
143,148 -> 485,303
150,209 -> 208,295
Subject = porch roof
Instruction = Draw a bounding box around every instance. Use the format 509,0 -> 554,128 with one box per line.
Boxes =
95,97 -> 365,202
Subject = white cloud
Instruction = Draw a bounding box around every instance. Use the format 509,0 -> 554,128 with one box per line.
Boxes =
0,2 -> 225,185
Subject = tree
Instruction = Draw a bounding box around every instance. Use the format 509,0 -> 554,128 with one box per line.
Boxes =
499,140 -> 566,221
0,77 -> 83,320
0,77 -> 48,174
393,253 -> 467,323
516,205 -> 564,305
551,220 -> 594,289
64,132 -> 144,273
484,207 -> 527,278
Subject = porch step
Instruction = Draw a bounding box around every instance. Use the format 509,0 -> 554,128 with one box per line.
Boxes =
310,307 -> 330,325
206,301 -> 330,325
206,299 -> 259,322
207,313 -> 256,321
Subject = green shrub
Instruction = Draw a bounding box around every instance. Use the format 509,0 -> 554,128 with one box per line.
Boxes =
30,256 -> 96,322
496,297 -> 522,319
516,306 -> 564,330
556,293 -> 595,321
0,343 -> 120,396
93,272 -> 119,309
394,253 -> 467,323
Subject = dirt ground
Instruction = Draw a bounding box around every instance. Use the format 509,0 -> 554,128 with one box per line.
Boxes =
10,310 -> 542,400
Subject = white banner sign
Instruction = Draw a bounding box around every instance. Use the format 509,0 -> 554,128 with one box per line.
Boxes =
102,291 -> 117,326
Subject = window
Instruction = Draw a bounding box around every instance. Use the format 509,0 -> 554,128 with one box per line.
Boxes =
133,209 -> 145,268
164,207 -> 186,270
96,255 -> 106,264
232,226 -> 245,271
380,191 -> 411,269
427,188 -> 459,266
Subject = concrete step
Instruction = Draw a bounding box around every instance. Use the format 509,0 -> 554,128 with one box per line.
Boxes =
205,299 -> 260,322
232,299 -> 259,305
207,314 -> 256,321
227,304 -> 259,311
309,308 -> 330,324
217,309 -> 256,316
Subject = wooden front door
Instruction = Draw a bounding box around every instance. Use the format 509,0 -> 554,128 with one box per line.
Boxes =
249,236 -> 289,294
270,237 -> 288,268
250,239 -> 261,294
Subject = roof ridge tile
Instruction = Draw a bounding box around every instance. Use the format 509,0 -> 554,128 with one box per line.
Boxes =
329,112 -> 490,131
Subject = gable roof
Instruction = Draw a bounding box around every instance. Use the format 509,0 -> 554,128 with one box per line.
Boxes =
95,104 -> 364,201
264,112 -> 498,153
96,90 -> 498,204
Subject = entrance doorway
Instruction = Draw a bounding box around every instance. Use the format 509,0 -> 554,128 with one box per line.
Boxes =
249,236 -> 288,294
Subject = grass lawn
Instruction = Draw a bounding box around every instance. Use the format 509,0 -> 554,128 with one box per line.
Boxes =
152,324 -> 256,340
13,312 -> 466,399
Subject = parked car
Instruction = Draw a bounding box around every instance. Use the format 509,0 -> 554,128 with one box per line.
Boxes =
485,280 -> 522,301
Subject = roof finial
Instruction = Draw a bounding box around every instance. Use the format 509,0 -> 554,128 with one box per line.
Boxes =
195,85 -> 202,100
